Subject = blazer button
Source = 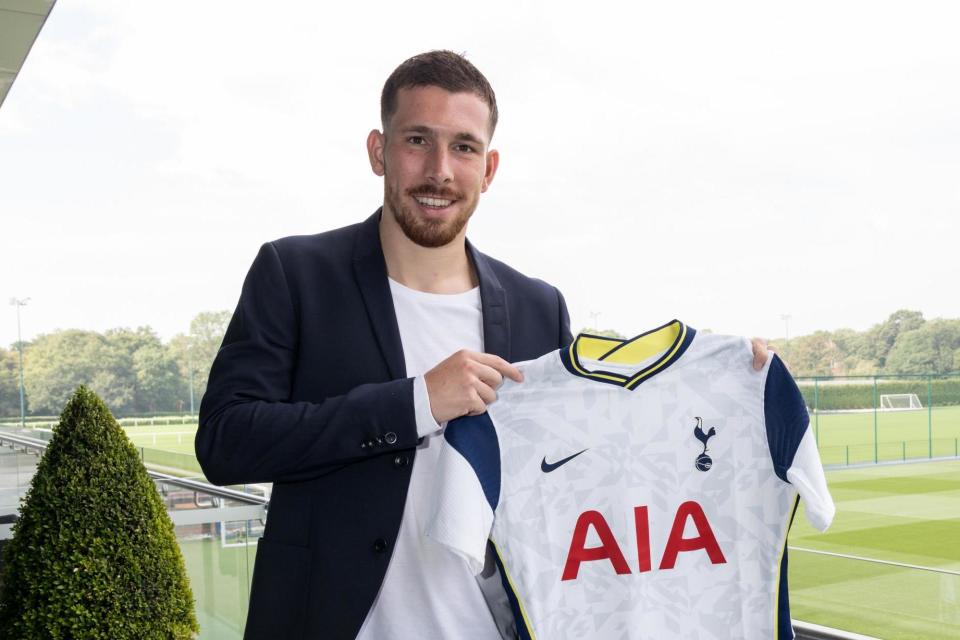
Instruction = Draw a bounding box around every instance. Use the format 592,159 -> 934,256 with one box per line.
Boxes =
384,432 -> 398,445
375,436 -> 385,446
393,454 -> 409,468
373,538 -> 388,553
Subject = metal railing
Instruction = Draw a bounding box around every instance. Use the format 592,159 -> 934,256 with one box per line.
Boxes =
0,429 -> 263,503
793,621 -> 879,640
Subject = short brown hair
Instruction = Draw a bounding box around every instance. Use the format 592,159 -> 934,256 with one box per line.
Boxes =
381,50 -> 498,136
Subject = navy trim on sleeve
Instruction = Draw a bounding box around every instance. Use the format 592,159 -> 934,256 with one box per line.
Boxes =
444,412 -> 502,511
777,497 -> 801,639
490,540 -> 533,640
764,355 -> 811,483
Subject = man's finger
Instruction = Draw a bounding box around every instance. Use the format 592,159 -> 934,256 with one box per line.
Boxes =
466,390 -> 487,416
751,337 -> 769,371
474,362 -> 503,389
472,352 -> 523,383
474,381 -> 497,406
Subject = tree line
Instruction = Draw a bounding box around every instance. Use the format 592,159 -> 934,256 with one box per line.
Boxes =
3,308 -> 959,418
0,311 -> 230,418
586,310 -> 960,378
769,310 -> 960,377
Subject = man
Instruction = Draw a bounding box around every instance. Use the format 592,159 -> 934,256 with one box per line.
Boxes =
197,51 -> 570,640
197,51 -> 768,639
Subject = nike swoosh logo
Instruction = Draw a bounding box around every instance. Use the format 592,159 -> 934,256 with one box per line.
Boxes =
541,449 -> 588,473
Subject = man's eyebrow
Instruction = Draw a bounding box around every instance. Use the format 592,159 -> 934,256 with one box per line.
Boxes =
453,132 -> 485,147
403,125 -> 434,135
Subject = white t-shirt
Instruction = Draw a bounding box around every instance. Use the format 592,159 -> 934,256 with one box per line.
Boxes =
356,278 -> 504,640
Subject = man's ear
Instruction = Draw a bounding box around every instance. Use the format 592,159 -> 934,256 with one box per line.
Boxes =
481,148 -> 499,193
367,129 -> 386,176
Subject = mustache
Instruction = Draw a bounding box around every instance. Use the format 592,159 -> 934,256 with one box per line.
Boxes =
407,185 -> 462,200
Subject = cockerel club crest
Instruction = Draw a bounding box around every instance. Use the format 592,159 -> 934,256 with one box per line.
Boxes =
693,417 -> 717,472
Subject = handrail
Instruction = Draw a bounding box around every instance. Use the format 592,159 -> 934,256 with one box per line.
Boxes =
0,431 -> 48,449
0,429 -> 267,506
150,471 -> 268,505
789,545 -> 960,576
792,620 -> 879,640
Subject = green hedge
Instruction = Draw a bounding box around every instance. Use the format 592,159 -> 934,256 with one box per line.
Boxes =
797,378 -> 960,411
0,387 -> 198,639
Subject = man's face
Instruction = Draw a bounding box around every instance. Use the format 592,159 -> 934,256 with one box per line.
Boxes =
367,86 -> 499,248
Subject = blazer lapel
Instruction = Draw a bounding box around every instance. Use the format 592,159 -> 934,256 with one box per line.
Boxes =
353,209 -> 407,379
468,240 -> 511,362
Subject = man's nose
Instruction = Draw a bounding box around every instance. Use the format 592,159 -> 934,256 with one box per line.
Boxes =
426,146 -> 453,184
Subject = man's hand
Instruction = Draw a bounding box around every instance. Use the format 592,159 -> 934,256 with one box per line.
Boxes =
751,337 -> 771,371
424,350 -> 523,423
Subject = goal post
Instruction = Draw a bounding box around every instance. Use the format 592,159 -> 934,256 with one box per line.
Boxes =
879,393 -> 923,411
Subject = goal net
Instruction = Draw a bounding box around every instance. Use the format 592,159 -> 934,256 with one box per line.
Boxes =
879,393 -> 923,411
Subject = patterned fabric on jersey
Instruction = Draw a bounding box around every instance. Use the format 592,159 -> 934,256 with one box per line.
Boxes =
426,320 -> 834,640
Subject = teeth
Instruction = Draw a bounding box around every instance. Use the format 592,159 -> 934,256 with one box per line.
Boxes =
416,197 -> 452,207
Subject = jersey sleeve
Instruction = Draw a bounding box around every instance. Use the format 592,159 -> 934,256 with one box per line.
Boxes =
764,355 -> 835,532
786,429 -> 835,531
425,412 -> 502,574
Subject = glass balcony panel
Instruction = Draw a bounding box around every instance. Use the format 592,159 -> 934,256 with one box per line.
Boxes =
791,549 -> 960,638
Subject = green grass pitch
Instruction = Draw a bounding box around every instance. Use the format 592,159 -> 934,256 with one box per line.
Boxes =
812,405 -> 960,466
789,460 -> 960,638
124,423 -> 199,454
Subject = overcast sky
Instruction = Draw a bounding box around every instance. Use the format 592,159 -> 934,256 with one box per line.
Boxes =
2,1 -> 958,349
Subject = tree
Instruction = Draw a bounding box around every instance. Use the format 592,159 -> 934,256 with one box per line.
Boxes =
22,330 -> 106,415
782,331 -> 843,376
828,328 -> 876,375
0,348 -> 26,418
886,319 -> 960,374
103,328 -> 182,414
861,309 -> 925,369
22,328 -> 186,417
133,343 -> 181,414
0,386 -> 198,638
169,311 -> 231,411
19,323 -> 230,417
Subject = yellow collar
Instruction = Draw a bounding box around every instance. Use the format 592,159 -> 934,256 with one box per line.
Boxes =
560,320 -> 696,389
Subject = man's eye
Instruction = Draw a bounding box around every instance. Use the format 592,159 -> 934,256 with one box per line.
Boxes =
455,144 -> 475,153
408,136 -> 426,145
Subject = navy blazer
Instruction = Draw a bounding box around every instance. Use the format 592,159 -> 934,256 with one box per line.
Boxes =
197,210 -> 572,639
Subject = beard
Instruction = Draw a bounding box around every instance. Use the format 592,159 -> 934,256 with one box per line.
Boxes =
385,181 -> 477,248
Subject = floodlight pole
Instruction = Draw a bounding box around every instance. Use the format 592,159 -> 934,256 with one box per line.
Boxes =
9,297 -> 30,429
780,314 -> 792,342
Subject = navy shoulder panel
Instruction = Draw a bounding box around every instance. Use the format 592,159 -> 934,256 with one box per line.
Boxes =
764,355 -> 810,482
444,412 -> 502,511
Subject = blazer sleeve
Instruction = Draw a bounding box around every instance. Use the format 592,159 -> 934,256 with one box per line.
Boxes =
196,242 -> 419,486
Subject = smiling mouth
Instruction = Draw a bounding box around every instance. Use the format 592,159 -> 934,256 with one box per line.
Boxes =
413,195 -> 455,209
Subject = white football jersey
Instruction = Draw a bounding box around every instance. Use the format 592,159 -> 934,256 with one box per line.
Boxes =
426,320 -> 834,640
